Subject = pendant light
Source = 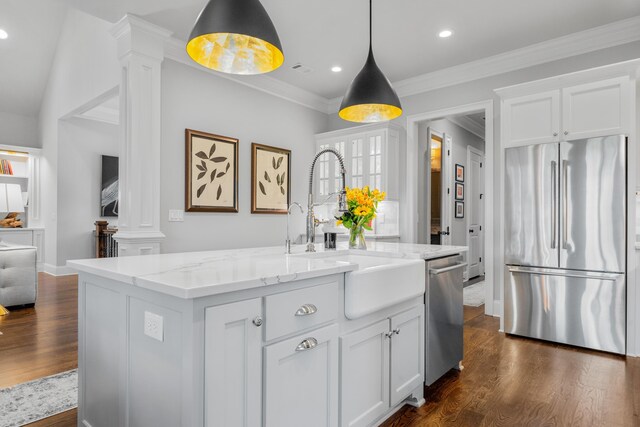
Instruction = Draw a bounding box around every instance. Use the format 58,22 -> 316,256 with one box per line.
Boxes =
187,0 -> 284,75
339,0 -> 402,123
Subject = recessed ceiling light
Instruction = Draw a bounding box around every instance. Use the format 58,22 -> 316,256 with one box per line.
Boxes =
438,29 -> 453,38
0,29 -> 8,40
331,66 -> 342,73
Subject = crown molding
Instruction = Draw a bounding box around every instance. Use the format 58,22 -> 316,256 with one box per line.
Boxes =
328,15 -> 640,113
163,37 -> 331,114
447,116 -> 485,140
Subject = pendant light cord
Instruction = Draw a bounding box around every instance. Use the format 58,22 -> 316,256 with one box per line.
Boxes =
369,0 -> 373,53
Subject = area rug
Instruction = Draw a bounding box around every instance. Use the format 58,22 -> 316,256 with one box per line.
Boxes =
463,281 -> 485,307
0,369 -> 77,427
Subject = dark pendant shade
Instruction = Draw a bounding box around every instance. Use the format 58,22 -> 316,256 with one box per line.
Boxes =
339,0 -> 402,123
187,0 -> 284,75
339,49 -> 402,123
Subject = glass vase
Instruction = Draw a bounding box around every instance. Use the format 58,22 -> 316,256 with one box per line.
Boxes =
348,225 -> 367,250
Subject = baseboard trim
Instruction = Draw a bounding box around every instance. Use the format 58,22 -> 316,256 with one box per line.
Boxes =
43,264 -> 77,277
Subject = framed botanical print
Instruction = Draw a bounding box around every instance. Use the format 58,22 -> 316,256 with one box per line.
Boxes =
455,201 -> 464,218
251,143 -> 291,214
455,182 -> 464,200
455,164 -> 465,182
185,129 -> 238,212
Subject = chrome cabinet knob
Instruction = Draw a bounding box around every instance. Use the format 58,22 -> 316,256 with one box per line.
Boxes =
252,316 -> 263,327
295,304 -> 318,316
295,337 -> 318,351
564,131 -> 569,135
393,328 -> 400,335
385,331 -> 393,338
553,132 -> 558,137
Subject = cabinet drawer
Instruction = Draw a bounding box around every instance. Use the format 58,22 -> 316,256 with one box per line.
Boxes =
265,281 -> 338,341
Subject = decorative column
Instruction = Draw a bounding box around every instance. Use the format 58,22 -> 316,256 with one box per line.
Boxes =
111,15 -> 171,256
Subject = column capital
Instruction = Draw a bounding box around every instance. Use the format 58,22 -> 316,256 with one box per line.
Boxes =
110,14 -> 173,62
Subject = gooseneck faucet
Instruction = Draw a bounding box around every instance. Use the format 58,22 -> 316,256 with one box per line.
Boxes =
306,148 -> 348,252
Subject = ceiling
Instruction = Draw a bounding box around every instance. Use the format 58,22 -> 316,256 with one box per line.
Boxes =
0,0 -> 68,116
3,0 -> 640,117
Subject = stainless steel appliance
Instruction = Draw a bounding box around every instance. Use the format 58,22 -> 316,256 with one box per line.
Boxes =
425,254 -> 466,385
504,135 -> 626,354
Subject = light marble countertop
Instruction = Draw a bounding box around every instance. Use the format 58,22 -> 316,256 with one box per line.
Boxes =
67,242 -> 467,299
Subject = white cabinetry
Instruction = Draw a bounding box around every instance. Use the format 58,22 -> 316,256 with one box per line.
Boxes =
205,281 -> 340,427
205,299 -> 262,427
561,77 -> 630,140
501,77 -> 631,148
340,319 -> 390,427
503,91 -> 560,146
315,124 -> 401,200
264,324 -> 339,427
390,306 -> 424,406
340,305 -> 424,427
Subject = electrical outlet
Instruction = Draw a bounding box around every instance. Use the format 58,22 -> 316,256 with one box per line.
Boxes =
144,311 -> 164,342
168,209 -> 184,222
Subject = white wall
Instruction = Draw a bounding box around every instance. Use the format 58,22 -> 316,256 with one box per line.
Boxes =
57,118 -> 118,265
0,111 -> 39,148
160,60 -> 328,254
417,119 -> 484,249
38,9 -> 120,271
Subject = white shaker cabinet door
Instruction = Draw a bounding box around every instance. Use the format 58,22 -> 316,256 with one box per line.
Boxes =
503,90 -> 560,147
340,319 -> 390,427
390,305 -> 424,406
205,299 -> 263,427
264,324 -> 339,427
561,77 -> 630,140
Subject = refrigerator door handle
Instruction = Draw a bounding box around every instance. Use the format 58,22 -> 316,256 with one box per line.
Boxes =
507,266 -> 622,281
551,160 -> 557,249
561,159 -> 569,249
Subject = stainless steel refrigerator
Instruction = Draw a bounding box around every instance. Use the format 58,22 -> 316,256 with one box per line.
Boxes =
504,135 -> 626,354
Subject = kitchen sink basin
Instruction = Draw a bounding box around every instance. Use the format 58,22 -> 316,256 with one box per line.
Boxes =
298,253 -> 425,319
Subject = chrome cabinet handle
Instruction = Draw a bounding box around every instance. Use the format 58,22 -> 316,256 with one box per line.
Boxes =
385,329 -> 400,339
252,316 -> 263,327
295,337 -> 318,351
295,304 -> 318,316
551,160 -> 557,249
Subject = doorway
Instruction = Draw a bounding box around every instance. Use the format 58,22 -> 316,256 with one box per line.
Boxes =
405,100 -> 495,317
466,146 -> 485,280
428,130 -> 452,245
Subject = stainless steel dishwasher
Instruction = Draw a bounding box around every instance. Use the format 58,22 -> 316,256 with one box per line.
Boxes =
425,254 -> 466,385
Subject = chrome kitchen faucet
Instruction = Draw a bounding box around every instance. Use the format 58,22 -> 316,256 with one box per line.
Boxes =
306,148 -> 348,252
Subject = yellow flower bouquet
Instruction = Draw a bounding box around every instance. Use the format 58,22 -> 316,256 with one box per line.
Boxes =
335,186 -> 386,249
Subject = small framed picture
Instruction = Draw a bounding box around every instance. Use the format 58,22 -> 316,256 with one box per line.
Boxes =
455,164 -> 465,182
455,183 -> 464,200
185,129 -> 239,212
455,201 -> 464,218
251,143 -> 291,214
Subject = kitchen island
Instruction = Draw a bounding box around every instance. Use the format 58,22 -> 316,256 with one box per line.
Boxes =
69,242 -> 467,427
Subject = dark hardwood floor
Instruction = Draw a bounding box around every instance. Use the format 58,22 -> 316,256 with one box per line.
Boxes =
2,275 -> 638,426
383,305 -> 640,427
0,273 -> 78,426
